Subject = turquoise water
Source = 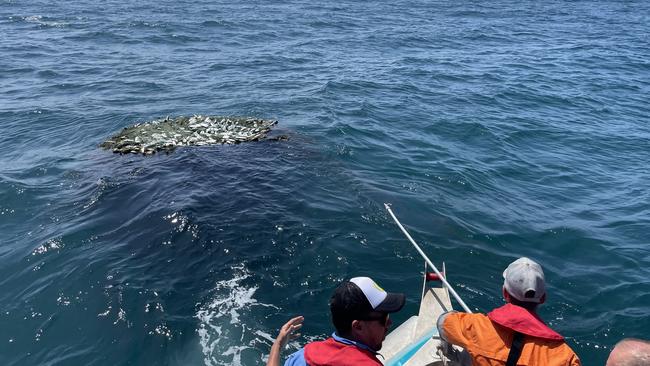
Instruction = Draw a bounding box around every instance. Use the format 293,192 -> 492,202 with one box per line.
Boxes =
1,0 -> 649,364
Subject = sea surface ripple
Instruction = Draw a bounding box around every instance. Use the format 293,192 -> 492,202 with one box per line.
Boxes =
1,0 -> 649,365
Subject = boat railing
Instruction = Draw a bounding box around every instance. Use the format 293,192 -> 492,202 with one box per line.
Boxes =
384,203 -> 472,313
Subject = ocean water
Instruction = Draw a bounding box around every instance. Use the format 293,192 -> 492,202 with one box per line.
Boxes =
1,0 -> 649,364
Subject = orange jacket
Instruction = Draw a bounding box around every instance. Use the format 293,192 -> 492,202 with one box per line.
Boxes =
439,305 -> 581,366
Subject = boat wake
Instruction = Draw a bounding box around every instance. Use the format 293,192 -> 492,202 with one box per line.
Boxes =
195,264 -> 278,366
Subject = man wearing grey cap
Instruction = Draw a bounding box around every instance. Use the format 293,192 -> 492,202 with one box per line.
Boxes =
266,276 -> 406,366
437,257 -> 581,366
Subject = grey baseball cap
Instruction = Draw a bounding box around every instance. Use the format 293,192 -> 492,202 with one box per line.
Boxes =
503,257 -> 546,303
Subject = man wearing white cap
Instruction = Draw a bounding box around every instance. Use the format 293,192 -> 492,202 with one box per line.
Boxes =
267,276 -> 406,366
437,257 -> 581,366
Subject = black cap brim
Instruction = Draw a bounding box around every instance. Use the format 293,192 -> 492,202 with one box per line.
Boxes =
374,292 -> 405,313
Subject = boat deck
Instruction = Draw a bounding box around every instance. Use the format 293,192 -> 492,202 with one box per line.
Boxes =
379,280 -> 466,366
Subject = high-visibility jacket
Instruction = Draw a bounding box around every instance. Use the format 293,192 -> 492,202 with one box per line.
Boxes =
439,304 -> 581,366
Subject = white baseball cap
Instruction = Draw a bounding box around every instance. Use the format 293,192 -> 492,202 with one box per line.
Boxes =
503,257 -> 546,303
349,277 -> 406,313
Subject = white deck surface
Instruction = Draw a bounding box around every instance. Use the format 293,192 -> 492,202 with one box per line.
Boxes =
380,282 -> 464,366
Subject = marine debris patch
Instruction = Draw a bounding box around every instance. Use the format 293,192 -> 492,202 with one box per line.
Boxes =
100,115 -> 278,155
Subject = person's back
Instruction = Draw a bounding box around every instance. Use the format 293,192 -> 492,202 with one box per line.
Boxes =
287,334 -> 382,366
438,257 -> 581,366
441,309 -> 579,365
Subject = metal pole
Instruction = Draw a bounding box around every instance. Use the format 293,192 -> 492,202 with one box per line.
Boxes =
384,203 -> 472,313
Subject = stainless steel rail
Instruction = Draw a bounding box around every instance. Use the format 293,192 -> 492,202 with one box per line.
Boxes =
384,203 -> 472,313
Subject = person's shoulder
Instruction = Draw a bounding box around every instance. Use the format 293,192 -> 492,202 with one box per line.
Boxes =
283,348 -> 307,366
559,341 -> 581,362
546,342 -> 582,366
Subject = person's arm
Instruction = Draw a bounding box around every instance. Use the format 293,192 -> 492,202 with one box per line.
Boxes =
436,311 -> 472,349
267,316 -> 304,366
437,311 -> 453,342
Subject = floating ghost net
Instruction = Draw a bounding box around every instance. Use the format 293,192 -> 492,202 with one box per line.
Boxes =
100,115 -> 280,155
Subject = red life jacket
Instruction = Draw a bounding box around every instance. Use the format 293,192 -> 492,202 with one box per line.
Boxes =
303,337 -> 383,366
487,303 -> 563,341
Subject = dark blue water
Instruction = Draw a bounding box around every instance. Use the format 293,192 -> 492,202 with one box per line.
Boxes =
1,0 -> 649,364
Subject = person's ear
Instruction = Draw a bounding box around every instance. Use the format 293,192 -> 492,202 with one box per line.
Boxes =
502,287 -> 510,303
351,320 -> 363,332
539,293 -> 546,304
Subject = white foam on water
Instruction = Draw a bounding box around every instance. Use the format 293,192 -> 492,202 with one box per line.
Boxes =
22,15 -> 69,27
196,264 -> 278,366
31,237 -> 63,256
